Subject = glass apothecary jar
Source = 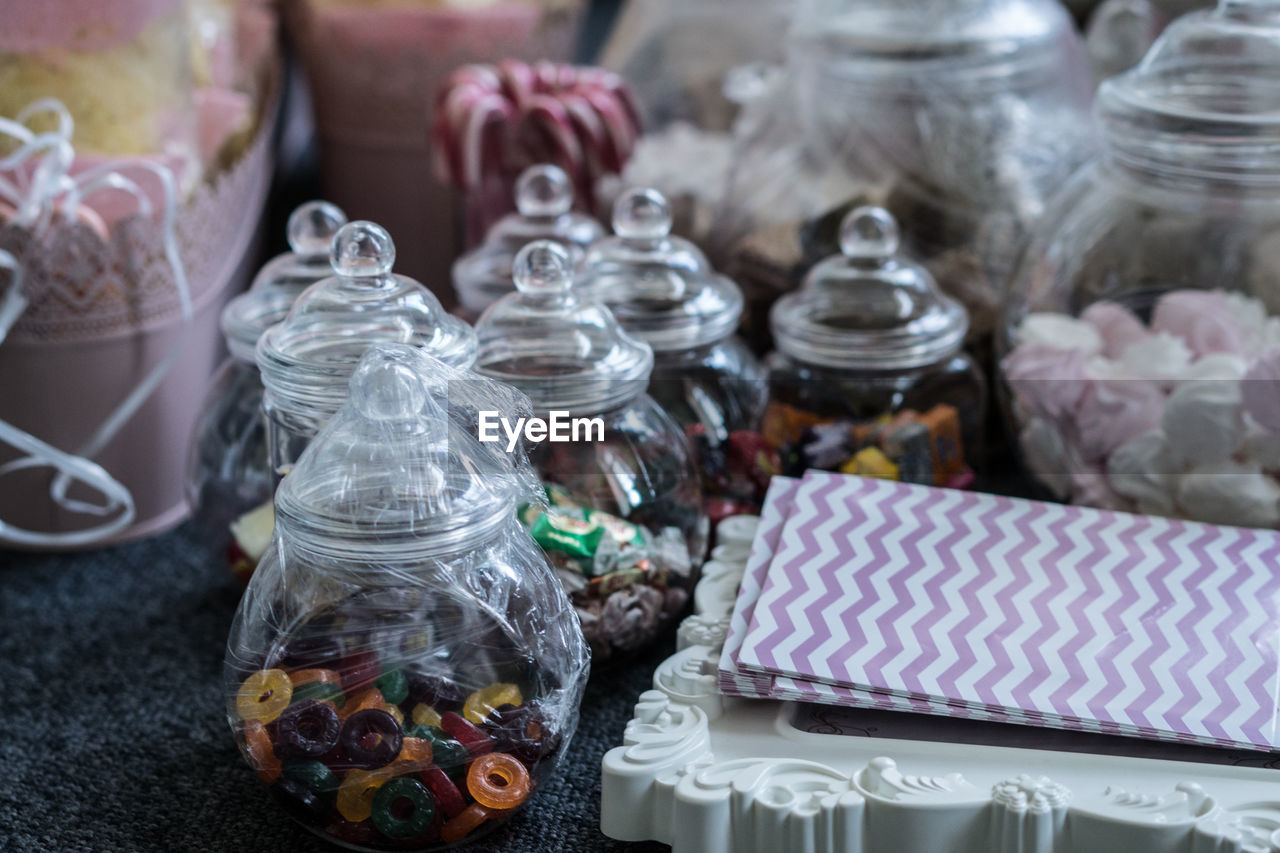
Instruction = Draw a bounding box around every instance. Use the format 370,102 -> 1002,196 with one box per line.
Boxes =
226,343 -> 588,850
257,221 -> 477,478
474,241 -> 707,664
578,187 -> 770,519
452,164 -> 604,322
766,206 -> 985,486
1000,0 -> 1280,527
719,0 -> 1094,342
186,201 -> 346,580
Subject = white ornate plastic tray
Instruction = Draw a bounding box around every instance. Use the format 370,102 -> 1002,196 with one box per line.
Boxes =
601,521 -> 1280,853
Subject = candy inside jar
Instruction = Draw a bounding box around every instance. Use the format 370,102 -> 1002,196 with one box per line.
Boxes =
999,0 -> 1280,526
451,163 -> 605,321
226,343 -> 588,850
185,201 -> 347,581
474,240 -> 707,664
257,220 -> 477,479
577,187 -> 771,521
765,206 -> 985,486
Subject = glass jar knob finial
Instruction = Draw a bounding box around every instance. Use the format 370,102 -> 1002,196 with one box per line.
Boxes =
839,206 -> 900,265
287,200 -> 347,257
612,187 -> 672,243
515,165 -> 574,218
513,240 -> 574,296
331,221 -> 396,279
349,348 -> 433,423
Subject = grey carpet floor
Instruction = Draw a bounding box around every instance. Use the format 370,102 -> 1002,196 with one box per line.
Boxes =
0,522 -> 671,853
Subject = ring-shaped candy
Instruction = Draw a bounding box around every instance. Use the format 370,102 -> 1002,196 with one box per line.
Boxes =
274,700 -> 342,759
441,803 -> 509,844
242,721 -> 281,782
236,669 -> 292,723
466,752 -> 531,809
370,777 -> 436,840
335,768 -> 390,823
340,708 -> 403,769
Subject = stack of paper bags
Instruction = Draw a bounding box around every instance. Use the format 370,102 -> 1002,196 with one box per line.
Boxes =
718,471 -> 1280,751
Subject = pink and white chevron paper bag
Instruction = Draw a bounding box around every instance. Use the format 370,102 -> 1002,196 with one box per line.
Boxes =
731,471 -> 1280,751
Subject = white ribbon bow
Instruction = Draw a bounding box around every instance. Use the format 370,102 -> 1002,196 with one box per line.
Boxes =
0,99 -> 193,547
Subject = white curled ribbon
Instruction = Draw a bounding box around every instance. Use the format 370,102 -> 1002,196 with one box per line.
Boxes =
0,99 -> 193,547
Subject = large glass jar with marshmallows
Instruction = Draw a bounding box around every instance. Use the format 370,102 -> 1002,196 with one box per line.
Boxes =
186,201 -> 346,579
226,343 -> 588,850
474,240 -> 707,664
257,221 -> 476,479
766,206 -> 985,486
578,187 -> 769,519
1000,0 -> 1280,528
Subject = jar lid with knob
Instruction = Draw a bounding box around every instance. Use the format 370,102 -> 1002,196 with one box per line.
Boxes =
473,240 -> 653,415
770,206 -> 970,372
577,187 -> 746,352
452,164 -> 605,318
257,221 -> 477,424
220,201 -> 348,364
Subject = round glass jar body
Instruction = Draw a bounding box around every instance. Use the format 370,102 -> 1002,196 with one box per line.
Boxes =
186,201 -> 349,573
719,0 -> 1094,341
999,1 -> 1280,526
522,394 -> 707,664
186,358 -> 273,550
764,351 -> 985,485
474,240 -> 708,664
226,342 -> 588,851
1000,163 -> 1280,524
226,524 -> 585,850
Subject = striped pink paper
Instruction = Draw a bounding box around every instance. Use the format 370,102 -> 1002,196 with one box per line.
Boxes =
731,471 -> 1280,751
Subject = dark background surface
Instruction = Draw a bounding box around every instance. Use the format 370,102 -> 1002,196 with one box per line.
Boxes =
0,521 -> 671,852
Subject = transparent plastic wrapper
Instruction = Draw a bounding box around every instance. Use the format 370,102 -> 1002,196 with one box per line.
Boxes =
999,0 -> 1280,527
764,207 -> 985,487
451,164 -> 604,322
186,201 -> 347,579
226,342 -> 588,850
577,187 -> 770,520
718,0 -> 1095,342
0,0 -> 201,194
475,241 -> 708,664
257,221 -> 477,477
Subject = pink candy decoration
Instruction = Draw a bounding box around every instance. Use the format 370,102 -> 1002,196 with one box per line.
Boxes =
1151,290 -> 1244,357
1243,346 -> 1280,431
1082,301 -> 1149,359
431,60 -> 641,236
1075,378 -> 1165,461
